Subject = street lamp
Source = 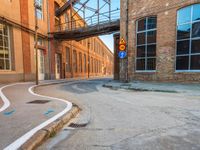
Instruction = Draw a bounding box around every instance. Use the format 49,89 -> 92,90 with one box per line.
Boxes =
34,2 -> 41,85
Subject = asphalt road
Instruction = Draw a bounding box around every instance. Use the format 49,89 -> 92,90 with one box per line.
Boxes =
38,79 -> 200,150
0,83 -> 68,149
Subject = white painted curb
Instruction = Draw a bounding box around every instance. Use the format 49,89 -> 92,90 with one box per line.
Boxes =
4,84 -> 72,150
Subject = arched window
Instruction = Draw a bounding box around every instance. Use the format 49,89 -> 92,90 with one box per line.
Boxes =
176,4 -> 200,71
136,16 -> 157,71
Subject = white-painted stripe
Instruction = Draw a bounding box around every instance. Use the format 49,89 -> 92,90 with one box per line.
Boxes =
0,84 -> 11,112
4,85 -> 72,150
0,83 -> 33,112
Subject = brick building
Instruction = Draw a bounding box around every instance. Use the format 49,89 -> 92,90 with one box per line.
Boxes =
120,0 -> 200,82
0,0 -> 113,83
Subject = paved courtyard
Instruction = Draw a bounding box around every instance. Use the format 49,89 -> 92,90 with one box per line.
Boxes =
37,79 -> 200,150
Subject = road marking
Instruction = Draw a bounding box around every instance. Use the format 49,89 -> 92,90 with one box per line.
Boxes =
3,110 -> 15,116
4,84 -> 72,150
0,83 -> 32,112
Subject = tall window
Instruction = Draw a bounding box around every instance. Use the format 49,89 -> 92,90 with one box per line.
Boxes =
0,23 -> 11,70
136,16 -> 157,71
66,47 -> 70,72
79,52 -> 82,73
73,50 -> 77,73
84,54 -> 86,73
176,4 -> 200,71
35,0 -> 43,19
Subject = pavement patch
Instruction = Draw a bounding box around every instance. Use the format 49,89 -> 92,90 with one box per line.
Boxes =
27,100 -> 51,104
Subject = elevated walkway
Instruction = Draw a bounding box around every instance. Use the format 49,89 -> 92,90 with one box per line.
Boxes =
52,19 -> 120,40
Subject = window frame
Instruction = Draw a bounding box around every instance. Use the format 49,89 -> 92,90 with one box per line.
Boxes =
176,4 -> 200,72
0,23 -> 11,71
135,16 -> 157,72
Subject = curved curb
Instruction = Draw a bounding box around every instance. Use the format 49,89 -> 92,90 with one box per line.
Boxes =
4,84 -> 78,150
21,106 -> 80,150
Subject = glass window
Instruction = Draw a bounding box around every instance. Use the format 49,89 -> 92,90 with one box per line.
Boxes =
177,40 -> 190,55
176,4 -> 200,71
66,47 -> 70,72
178,6 -> 191,24
147,17 -> 157,29
136,59 -> 145,70
137,46 -> 145,57
192,22 -> 200,38
176,56 -> 189,70
193,4 -> 200,21
147,45 -> 156,57
0,23 -> 11,70
73,50 -> 77,73
177,24 -> 191,40
147,31 -> 156,44
35,0 -> 43,19
137,32 -> 145,45
136,16 -> 157,71
191,55 -> 200,70
191,39 -> 200,53
137,19 -> 146,31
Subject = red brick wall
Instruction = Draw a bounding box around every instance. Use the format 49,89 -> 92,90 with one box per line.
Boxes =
120,0 -> 200,82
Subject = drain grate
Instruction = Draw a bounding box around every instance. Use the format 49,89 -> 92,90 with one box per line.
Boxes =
27,100 -> 50,104
68,123 -> 87,128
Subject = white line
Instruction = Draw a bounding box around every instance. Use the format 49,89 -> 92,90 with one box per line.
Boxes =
4,84 -> 72,150
0,83 -> 33,112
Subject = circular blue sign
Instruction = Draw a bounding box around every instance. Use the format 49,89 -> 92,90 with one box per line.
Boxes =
118,51 -> 127,59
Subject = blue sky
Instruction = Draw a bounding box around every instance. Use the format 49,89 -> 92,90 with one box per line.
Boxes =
75,0 -> 120,53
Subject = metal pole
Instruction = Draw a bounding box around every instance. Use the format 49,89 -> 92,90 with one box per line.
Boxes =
109,0 -> 111,22
125,0 -> 129,82
34,2 -> 39,85
97,0 -> 100,25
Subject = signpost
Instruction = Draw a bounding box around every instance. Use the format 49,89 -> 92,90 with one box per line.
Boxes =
118,38 -> 127,59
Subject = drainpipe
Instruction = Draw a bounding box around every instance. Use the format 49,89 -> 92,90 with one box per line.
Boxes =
47,0 -> 51,79
125,0 -> 129,82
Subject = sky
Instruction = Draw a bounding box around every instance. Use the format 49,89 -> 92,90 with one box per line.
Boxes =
75,0 -> 120,53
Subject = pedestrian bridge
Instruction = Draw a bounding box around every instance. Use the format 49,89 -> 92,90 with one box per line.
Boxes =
51,0 -> 120,40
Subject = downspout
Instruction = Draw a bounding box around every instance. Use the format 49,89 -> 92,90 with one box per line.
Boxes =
47,0 -> 52,79
125,0 -> 129,82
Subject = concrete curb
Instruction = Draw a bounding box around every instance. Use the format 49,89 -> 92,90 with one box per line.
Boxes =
20,106 -> 80,150
103,84 -> 178,93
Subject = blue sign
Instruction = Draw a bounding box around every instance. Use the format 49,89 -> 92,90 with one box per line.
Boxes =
118,51 -> 127,59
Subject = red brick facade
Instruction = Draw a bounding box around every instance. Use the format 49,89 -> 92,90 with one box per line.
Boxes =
120,0 -> 200,82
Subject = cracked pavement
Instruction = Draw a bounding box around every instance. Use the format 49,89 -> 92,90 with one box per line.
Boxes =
37,78 -> 200,150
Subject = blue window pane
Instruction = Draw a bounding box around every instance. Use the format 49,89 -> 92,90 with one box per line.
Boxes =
193,4 -> 200,21
178,6 -> 191,24
177,24 -> 191,40
192,22 -> 200,38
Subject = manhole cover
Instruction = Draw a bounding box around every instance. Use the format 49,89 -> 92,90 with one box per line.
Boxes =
68,123 -> 87,128
27,100 -> 50,104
